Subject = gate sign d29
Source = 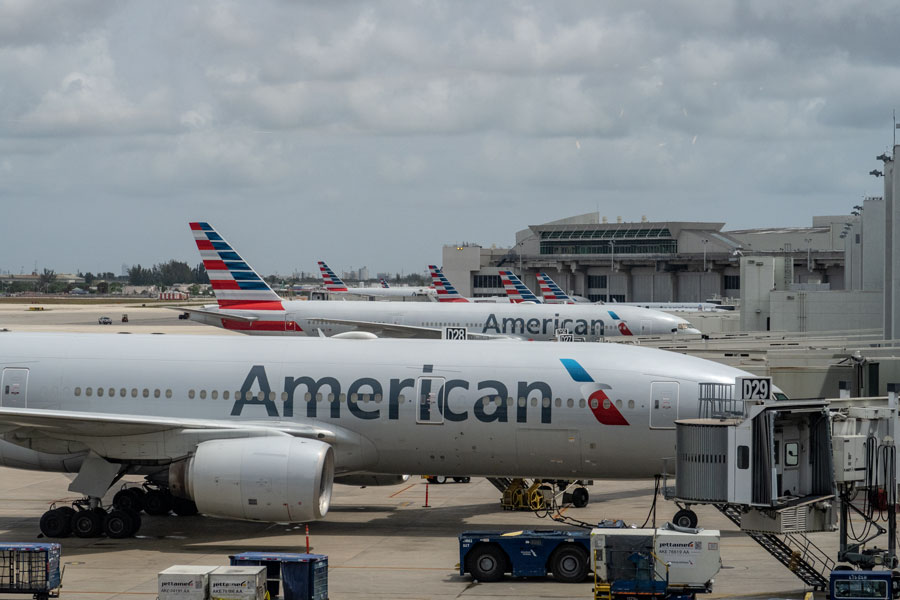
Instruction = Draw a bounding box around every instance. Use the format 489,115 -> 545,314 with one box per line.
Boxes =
443,326 -> 467,340
736,376 -> 772,401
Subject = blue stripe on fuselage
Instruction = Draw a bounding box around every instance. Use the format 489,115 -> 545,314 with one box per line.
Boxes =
560,358 -> 593,382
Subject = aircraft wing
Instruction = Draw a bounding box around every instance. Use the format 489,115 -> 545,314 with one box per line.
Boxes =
308,317 -> 504,340
0,407 -> 334,442
169,307 -> 259,322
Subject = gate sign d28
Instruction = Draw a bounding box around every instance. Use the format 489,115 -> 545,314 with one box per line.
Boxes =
443,326 -> 467,340
736,376 -> 772,401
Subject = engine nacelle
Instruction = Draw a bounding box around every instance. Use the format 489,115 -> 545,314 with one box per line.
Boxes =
335,474 -> 410,487
169,437 -> 334,522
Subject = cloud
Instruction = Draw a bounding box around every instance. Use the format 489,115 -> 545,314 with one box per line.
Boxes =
0,0 -> 896,274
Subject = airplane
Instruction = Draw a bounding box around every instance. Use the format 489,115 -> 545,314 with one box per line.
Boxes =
499,270 -> 543,304
536,272 -> 577,304
427,264 -> 473,302
182,222 -> 701,338
0,330 -> 765,538
317,261 -> 433,299
536,272 -> 726,312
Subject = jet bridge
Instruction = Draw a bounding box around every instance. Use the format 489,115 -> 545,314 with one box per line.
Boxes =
666,382 -> 900,591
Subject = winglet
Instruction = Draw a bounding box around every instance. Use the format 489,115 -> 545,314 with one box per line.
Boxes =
189,222 -> 283,310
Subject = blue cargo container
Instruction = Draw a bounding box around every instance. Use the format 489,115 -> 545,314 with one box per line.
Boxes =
0,543 -> 62,600
230,552 -> 327,600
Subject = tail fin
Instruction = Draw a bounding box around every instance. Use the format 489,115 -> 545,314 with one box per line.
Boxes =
317,261 -> 350,292
498,270 -> 541,303
427,265 -> 469,302
189,222 -> 283,309
379,278 -> 390,288
536,272 -> 573,304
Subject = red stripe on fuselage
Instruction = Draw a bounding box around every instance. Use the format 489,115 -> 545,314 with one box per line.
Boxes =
217,300 -> 285,310
222,319 -> 301,332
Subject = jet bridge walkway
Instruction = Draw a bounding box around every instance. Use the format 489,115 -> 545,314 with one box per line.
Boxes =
666,381 -> 900,592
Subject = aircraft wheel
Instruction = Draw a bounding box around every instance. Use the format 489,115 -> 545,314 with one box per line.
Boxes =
126,509 -> 142,536
143,490 -> 173,515
467,544 -> 507,582
39,508 -> 72,538
72,509 -> 104,538
453,477 -> 471,483
673,508 -> 698,529
104,510 -> 136,539
433,476 -> 447,484
572,487 -> 589,508
550,544 -> 589,583
113,489 -> 143,512
172,497 -> 199,516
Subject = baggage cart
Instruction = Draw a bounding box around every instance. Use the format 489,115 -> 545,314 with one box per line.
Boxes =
0,543 -> 62,600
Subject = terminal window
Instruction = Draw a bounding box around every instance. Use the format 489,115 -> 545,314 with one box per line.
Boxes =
473,275 -> 501,289
587,275 -> 607,289
724,275 -> 740,289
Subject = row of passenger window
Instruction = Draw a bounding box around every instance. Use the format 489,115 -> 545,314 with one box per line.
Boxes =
70,387 -> 635,410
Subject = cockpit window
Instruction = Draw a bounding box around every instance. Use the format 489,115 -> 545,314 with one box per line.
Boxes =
774,392 -> 789,401
677,322 -> 692,330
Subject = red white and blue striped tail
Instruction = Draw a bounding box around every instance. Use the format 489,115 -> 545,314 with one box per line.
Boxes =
498,270 -> 541,303
189,222 -> 284,310
536,272 -> 573,304
379,278 -> 390,288
317,261 -> 350,292
428,265 -> 469,302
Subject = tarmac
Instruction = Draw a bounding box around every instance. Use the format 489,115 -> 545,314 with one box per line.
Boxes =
0,301 -> 885,599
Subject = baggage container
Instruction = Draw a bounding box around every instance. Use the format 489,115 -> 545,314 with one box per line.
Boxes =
591,526 -> 721,589
230,552 -> 328,600
209,566 -> 266,600
158,565 -> 218,600
0,543 -> 62,600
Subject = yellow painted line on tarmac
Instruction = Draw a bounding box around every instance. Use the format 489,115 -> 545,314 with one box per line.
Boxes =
389,483 -> 417,498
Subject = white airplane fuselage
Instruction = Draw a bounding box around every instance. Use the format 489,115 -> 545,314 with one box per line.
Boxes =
188,299 -> 699,338
0,332 -> 747,480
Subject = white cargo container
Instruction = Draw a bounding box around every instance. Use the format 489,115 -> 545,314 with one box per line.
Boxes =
209,566 -> 266,600
158,565 -> 218,600
591,527 -> 721,589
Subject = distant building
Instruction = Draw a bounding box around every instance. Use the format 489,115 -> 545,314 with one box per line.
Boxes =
442,213 -> 849,303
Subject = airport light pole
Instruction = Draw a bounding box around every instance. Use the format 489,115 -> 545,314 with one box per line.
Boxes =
702,239 -> 709,272
804,237 -> 813,272
609,240 -> 615,271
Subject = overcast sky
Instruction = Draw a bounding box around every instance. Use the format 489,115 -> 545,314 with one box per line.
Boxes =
1,1 -> 897,277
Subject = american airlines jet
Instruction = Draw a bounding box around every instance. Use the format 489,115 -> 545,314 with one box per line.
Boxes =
0,330 -> 762,538
184,223 -> 701,338
499,270 -> 543,303
317,261 -> 433,299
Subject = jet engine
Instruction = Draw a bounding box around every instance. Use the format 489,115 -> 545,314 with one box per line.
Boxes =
335,474 -> 410,486
169,437 -> 333,522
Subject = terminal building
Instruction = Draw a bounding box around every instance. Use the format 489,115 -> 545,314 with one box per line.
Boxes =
442,213 -> 849,305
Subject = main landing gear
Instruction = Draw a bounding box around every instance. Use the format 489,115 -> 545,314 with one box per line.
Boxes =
39,484 -> 198,539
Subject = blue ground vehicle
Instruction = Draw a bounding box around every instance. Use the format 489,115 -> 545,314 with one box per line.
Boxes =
830,570 -> 900,600
459,530 -> 592,583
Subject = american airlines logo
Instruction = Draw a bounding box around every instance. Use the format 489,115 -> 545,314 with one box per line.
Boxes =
482,313 -> 610,336
229,361 -> 625,426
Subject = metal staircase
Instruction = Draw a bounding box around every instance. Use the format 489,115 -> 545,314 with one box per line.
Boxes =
714,504 -> 834,590
486,477 -> 514,493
